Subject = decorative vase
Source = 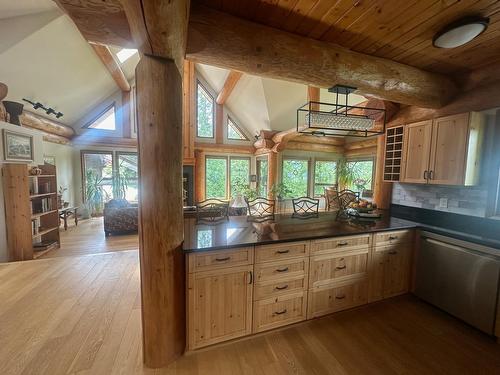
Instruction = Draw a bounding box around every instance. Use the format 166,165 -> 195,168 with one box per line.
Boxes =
2,101 -> 23,125
29,167 -> 42,176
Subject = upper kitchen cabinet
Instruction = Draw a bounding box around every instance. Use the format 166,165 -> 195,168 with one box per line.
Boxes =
400,112 -> 484,186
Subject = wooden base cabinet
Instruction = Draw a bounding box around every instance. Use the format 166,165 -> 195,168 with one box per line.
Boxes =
370,244 -> 412,302
253,291 -> 307,333
308,278 -> 368,319
187,251 -> 254,350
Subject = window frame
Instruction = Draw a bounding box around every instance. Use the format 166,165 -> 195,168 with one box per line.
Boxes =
204,155 -> 251,200
82,102 -> 117,131
196,80 -> 215,139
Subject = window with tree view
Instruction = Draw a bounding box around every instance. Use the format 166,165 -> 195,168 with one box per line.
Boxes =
230,158 -> 250,198
346,159 -> 374,194
117,153 -> 138,202
257,157 -> 268,197
82,152 -> 114,215
205,157 -> 227,199
314,160 -> 337,197
227,117 -> 248,140
196,82 -> 214,138
282,159 -> 309,198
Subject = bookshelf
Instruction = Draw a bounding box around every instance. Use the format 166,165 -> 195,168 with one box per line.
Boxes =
2,163 -> 60,261
383,126 -> 404,182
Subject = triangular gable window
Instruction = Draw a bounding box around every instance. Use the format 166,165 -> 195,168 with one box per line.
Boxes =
84,104 -> 116,131
227,116 -> 249,140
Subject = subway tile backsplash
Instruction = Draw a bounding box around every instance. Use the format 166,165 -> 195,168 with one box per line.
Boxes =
391,183 -> 488,217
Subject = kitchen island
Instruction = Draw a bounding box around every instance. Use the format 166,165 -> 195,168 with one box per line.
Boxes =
184,211 -> 418,350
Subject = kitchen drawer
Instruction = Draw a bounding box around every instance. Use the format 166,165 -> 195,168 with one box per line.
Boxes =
375,230 -> 413,247
188,247 -> 254,273
253,291 -> 307,333
311,234 -> 370,255
310,249 -> 369,288
307,278 -> 368,319
255,241 -> 309,263
254,274 -> 308,301
255,257 -> 309,283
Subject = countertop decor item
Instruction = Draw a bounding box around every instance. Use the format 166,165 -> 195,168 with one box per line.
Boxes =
30,166 -> 42,175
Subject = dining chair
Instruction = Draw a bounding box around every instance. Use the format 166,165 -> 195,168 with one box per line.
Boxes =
245,197 -> 275,219
195,199 -> 229,223
337,189 -> 360,210
324,186 -> 340,211
292,197 -> 320,215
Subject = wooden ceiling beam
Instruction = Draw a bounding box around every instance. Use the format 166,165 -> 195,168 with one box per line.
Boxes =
186,5 -> 457,108
19,111 -> 75,139
53,0 -> 134,48
216,70 -> 243,105
91,44 -> 131,92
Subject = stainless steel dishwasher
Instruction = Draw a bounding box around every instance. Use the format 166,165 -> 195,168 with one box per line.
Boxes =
415,231 -> 500,334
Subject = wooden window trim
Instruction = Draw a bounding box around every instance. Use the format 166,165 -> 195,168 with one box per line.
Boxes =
196,80 -> 215,139
82,102 -> 116,130
227,116 -> 249,141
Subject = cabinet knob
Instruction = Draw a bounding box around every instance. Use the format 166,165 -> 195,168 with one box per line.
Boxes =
274,309 -> 287,315
276,249 -> 290,254
215,256 -> 230,262
335,294 -> 346,300
335,265 -> 347,270
276,267 -> 289,273
423,170 -> 428,180
275,284 -> 289,290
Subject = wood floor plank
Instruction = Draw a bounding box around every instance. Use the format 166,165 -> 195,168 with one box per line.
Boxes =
1,249 -> 499,375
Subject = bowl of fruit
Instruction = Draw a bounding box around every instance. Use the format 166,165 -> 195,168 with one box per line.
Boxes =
346,200 -> 381,218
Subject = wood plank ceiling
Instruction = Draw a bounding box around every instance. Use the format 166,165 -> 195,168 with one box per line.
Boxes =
196,0 -> 500,75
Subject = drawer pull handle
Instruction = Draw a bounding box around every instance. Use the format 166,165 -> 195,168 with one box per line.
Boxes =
335,295 -> 346,300
388,236 -> 398,240
276,249 -> 290,254
337,242 -> 349,246
248,271 -> 253,284
275,284 -> 289,290
388,251 -> 397,255
335,265 -> 347,270
274,309 -> 287,315
276,267 -> 289,273
215,256 -> 231,262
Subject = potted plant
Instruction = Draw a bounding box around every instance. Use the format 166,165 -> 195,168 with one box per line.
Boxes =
337,158 -> 356,191
270,183 -> 292,214
84,170 -> 108,217
58,186 -> 68,209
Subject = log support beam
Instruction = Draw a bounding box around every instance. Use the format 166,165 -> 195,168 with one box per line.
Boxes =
136,55 -> 185,368
187,5 -> 457,108
217,70 -> 243,105
91,43 -> 131,92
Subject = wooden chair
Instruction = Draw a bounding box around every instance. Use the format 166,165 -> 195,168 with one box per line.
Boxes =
324,186 -> 340,211
292,197 -> 319,215
196,199 -> 229,223
337,189 -> 360,210
245,197 -> 275,219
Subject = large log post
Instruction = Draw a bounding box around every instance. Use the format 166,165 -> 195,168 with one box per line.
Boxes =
136,55 -> 185,367
373,135 -> 393,209
195,149 -> 206,202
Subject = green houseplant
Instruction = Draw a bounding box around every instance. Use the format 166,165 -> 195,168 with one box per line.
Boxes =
84,170 -> 108,216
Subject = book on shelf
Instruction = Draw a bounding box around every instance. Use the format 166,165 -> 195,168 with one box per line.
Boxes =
29,178 -> 38,195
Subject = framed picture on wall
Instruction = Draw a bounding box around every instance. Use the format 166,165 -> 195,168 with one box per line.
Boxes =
2,130 -> 34,162
44,155 -> 56,166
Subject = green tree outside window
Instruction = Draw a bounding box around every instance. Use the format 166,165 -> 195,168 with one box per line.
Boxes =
197,83 -> 214,138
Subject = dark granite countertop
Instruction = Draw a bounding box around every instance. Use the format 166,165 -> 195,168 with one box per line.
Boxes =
183,211 -> 418,252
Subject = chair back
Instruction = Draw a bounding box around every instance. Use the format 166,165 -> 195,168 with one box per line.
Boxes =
196,199 -> 229,223
337,189 -> 360,210
245,197 -> 275,218
324,187 -> 340,211
292,197 -> 319,215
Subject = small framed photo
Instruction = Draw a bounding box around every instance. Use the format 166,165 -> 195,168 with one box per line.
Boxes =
2,130 -> 34,162
44,155 -> 56,166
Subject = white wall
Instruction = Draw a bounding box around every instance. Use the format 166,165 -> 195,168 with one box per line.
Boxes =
42,141 -> 79,206
0,121 -> 44,262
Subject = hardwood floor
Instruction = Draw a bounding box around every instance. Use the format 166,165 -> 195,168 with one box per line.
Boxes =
41,217 -> 139,258
1,251 -> 499,375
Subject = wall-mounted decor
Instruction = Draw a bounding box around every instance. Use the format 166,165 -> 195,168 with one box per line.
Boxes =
2,130 -> 34,162
44,155 -> 56,166
22,98 -> 63,119
3,101 -> 24,125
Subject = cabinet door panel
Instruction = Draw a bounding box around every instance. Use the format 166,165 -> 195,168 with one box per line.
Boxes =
310,250 -> 368,288
401,120 -> 433,183
188,265 -> 253,349
385,245 -> 411,297
369,250 -> 387,302
429,113 -> 469,185
253,291 -> 307,333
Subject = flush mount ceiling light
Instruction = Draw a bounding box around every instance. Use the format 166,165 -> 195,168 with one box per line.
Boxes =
296,85 -> 386,138
433,16 -> 489,48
